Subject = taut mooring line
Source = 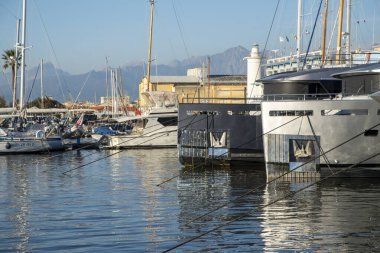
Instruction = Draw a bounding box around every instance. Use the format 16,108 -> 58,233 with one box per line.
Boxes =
162,151 -> 380,253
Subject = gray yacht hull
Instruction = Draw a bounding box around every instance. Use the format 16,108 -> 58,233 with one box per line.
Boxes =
178,103 -> 264,166
261,97 -> 380,177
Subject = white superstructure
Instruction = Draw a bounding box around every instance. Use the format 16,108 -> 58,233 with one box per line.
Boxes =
260,63 -> 380,177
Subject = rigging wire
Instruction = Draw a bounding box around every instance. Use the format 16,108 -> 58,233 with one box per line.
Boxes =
156,114 -> 302,187
61,114 -> 203,175
1,69 -> 13,95
23,62 -> 40,109
71,69 -> 96,109
162,151 -> 380,253
32,111 -> 196,167
171,0 -> 190,59
301,0 -> 324,70
32,0 -> 73,102
248,0 -> 281,99
180,120 -> 380,226
0,2 -> 18,19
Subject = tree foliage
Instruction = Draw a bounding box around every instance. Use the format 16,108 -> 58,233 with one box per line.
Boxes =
26,97 -> 64,109
0,96 -> 7,108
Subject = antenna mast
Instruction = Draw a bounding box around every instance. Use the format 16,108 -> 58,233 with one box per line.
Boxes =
41,58 -> 44,108
296,0 -> 302,71
147,0 -> 154,91
336,0 -> 344,64
13,19 -> 21,109
20,0 -> 27,111
321,0 -> 328,66
346,0 -> 351,65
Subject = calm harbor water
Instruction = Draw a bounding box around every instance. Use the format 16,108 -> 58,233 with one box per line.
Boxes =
1,149 -> 380,252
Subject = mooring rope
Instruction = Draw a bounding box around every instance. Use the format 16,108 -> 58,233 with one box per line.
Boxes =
162,151 -> 380,252
181,120 -> 380,226
156,115 -> 303,187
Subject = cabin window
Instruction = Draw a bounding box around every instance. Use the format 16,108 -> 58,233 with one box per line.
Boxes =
321,109 -> 368,116
186,110 -> 220,116
364,129 -> 378,137
227,110 -> 261,116
157,117 -> 178,126
269,110 -> 313,116
378,109 -> 380,115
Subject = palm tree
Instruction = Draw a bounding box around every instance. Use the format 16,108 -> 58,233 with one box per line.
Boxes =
2,49 -> 20,108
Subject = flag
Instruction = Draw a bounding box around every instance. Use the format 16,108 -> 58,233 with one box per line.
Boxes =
279,36 -> 289,43
76,114 -> 84,126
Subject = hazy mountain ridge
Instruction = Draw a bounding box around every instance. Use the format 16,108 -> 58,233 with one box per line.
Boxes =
0,46 -> 250,103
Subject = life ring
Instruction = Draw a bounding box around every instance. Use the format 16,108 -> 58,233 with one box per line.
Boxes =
5,142 -> 11,149
36,130 -> 45,139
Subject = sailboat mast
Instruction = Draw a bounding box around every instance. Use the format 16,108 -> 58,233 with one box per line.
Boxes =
19,0 -> 27,111
296,0 -> 302,71
147,0 -> 154,91
336,0 -> 344,64
41,58 -> 44,108
13,19 -> 21,109
346,0 -> 351,65
105,57 -> 109,116
321,0 -> 328,66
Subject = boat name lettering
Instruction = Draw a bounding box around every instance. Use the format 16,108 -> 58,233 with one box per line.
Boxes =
269,110 -> 313,117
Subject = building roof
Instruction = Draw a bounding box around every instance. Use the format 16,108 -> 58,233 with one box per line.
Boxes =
209,75 -> 246,84
150,76 -> 200,84
149,74 -> 247,85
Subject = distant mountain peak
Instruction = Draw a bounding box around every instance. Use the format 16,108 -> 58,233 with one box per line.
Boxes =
0,46 -> 250,103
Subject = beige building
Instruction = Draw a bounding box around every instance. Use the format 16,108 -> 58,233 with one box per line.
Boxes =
100,96 -> 130,106
138,68 -> 247,107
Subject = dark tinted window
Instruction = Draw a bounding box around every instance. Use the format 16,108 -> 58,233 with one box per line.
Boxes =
157,117 -> 178,126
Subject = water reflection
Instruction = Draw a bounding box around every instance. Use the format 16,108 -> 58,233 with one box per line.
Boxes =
0,155 -> 32,252
260,178 -> 380,251
1,150 -> 380,252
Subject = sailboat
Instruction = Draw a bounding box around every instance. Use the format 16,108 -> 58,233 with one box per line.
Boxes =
0,0 -> 64,154
93,0 -> 178,149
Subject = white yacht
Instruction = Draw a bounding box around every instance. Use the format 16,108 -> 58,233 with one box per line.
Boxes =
93,91 -> 178,149
260,63 -> 380,177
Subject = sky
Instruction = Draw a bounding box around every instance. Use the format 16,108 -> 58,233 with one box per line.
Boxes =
0,0 -> 379,75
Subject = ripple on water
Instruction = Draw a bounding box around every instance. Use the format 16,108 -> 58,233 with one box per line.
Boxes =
0,150 -> 380,252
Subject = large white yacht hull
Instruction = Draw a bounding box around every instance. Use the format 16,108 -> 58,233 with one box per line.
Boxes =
261,98 -> 380,171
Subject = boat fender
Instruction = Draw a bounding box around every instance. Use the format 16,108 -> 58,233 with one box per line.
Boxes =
36,130 -> 45,139
5,142 -> 11,149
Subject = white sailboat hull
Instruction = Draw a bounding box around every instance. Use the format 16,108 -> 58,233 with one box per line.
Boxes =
0,137 -> 64,154
105,126 -> 177,148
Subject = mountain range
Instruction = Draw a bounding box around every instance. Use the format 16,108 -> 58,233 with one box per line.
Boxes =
0,46 -> 250,104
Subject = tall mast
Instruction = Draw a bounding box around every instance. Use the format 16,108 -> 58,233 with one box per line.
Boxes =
13,19 -> 21,109
336,0 -> 344,64
346,0 -> 351,65
296,0 -> 302,71
321,0 -> 328,66
19,0 -> 27,111
105,57 -> 109,116
147,0 -> 154,91
40,58 -> 44,108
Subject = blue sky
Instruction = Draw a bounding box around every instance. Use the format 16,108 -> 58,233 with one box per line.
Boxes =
0,0 -> 378,74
